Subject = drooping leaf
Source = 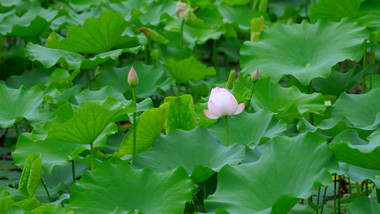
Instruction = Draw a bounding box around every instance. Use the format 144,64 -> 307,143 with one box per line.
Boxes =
309,0 -> 365,23
46,10 -> 128,54
164,95 -> 197,134
18,154 -> 42,198
164,56 -> 216,83
347,197 -> 380,214
207,110 -> 287,147
47,103 -> 127,147
133,127 -> 245,183
348,165 -> 380,187
70,162 -> 193,214
119,103 -> 169,155
0,84 -> 44,128
240,19 -> 367,85
12,133 -> 87,174
97,61 -> 174,98
30,204 -> 74,214
251,78 -> 326,122
205,132 -> 338,213
330,130 -> 380,170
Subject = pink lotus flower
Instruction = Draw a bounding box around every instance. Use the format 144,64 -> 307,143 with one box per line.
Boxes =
127,66 -> 139,87
204,87 -> 245,119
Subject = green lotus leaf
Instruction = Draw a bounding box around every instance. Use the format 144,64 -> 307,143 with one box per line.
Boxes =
312,65 -> 375,96
0,5 -> 57,42
356,0 -> 380,32
133,127 -> 245,183
331,88 -> 380,129
47,102 -> 127,147
205,132 -> 338,213
138,0 -> 176,26
6,70 -> 49,89
98,61 -> 174,99
12,133 -> 87,174
70,161 -> 193,214
30,204 -> 74,214
240,19 -> 367,85
0,84 -> 44,128
25,43 -> 123,70
348,165 -> 380,187
46,10 -> 128,54
18,154 -> 42,198
66,0 -> 109,12
347,197 -> 380,214
330,129 -> 380,170
251,78 -> 326,122
164,95 -> 197,134
309,0 -> 365,23
73,86 -> 129,106
164,56 -> 216,83
207,110 -> 286,147
119,103 -> 169,155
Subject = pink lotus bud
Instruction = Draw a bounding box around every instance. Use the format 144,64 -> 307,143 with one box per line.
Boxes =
251,69 -> 259,82
127,66 -> 139,87
204,87 -> 245,119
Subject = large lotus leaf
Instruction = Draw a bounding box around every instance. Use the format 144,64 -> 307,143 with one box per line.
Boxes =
164,95 -> 197,134
240,19 -> 367,85
73,86 -> 129,106
0,5 -> 57,40
347,197 -> 380,214
0,84 -> 44,128
205,132 -> 338,213
207,110 -> 287,147
25,43 -> 122,70
331,88 -> 380,129
12,133 -> 87,174
70,161 -> 193,214
139,0 -> 176,26
330,129 -> 380,170
46,10 -> 128,54
6,70 -> 49,89
348,165 -> 380,187
309,0 -> 365,23
356,0 -> 380,31
66,0 -> 109,12
119,103 -> 169,155
312,65 -> 375,96
251,78 -> 326,122
164,56 -> 216,83
98,61 -> 174,98
30,204 -> 74,214
47,103 -> 127,147
133,127 -> 245,183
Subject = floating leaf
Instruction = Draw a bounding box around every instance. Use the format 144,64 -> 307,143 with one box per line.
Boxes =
70,161 -> 193,214
119,103 -> 169,155
46,10 -> 128,54
208,110 -> 287,147
164,56 -> 215,83
206,132 -> 337,213
0,84 -> 44,128
133,127 -> 245,183
18,154 -> 42,198
240,19 -> 367,85
164,95 -> 197,134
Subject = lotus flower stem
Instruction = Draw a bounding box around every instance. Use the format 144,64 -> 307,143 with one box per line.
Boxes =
333,174 -> 336,214
202,182 -> 208,212
365,180 -> 369,196
90,143 -> 95,170
316,187 -> 321,214
179,20 -> 184,60
144,44 -> 149,64
320,186 -> 327,214
71,160 -> 76,183
132,86 -> 137,159
376,188 -> 380,203
338,176 -> 341,214
355,182 -> 360,197
14,123 -> 19,138
246,83 -> 255,111
225,116 -> 229,146
41,178 -> 52,203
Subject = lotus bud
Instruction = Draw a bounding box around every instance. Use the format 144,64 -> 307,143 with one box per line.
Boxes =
204,87 -> 245,119
176,1 -> 188,19
251,69 -> 259,82
226,70 -> 237,90
128,66 -> 139,87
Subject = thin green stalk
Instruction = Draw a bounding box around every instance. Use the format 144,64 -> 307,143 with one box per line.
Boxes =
41,178 -> 52,202
179,20 -> 184,60
246,83 -> 255,111
356,182 -> 360,197
338,176 -> 341,214
316,187 -> 321,214
348,178 -> 352,194
362,40 -> 367,93
225,116 -> 229,146
85,70 -> 92,90
333,175 -> 336,214
24,119 -> 30,132
376,188 -> 380,203
90,143 -> 94,170
320,187 -> 327,214
132,86 -> 137,159
14,123 -> 19,138
71,160 -> 76,184
202,182 -> 207,212
212,40 -> 218,70
365,180 -> 369,196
